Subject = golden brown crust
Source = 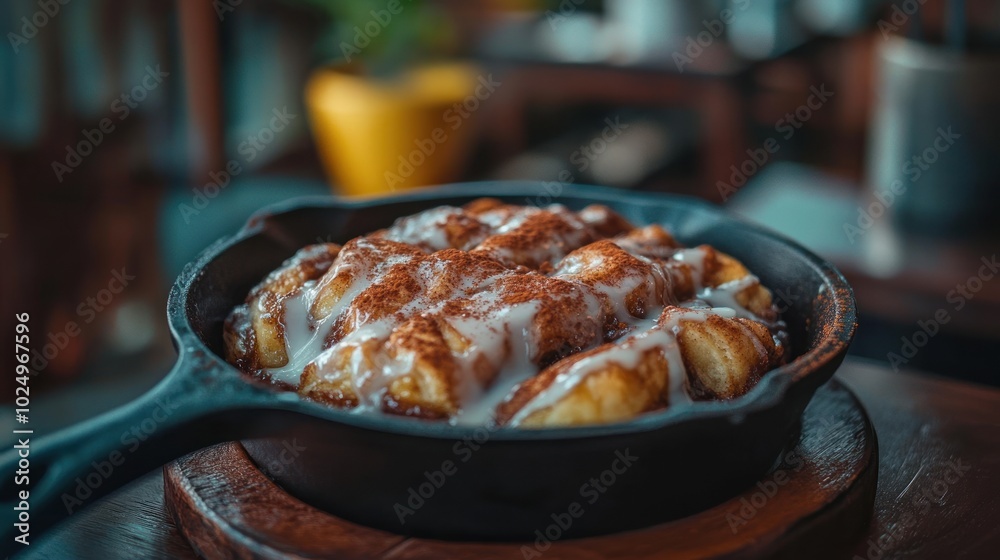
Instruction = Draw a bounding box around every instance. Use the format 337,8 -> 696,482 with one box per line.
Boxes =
494,343 -> 670,427
705,248 -> 777,321
309,238 -> 422,322
383,315 -> 459,418
223,243 -> 340,374
495,307 -> 785,427
678,315 -> 778,400
223,200 -> 789,427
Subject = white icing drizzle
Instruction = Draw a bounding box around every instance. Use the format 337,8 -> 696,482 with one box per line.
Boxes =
671,247 -> 709,286
686,276 -> 760,318
252,203 -> 784,427
473,204 -> 593,268
507,307 -> 733,426
265,243 -> 610,424
448,301 -> 545,425
447,278 -> 608,425
265,239 -> 421,386
381,206 -> 472,251
506,257 -> 779,427
475,204 -> 539,229
265,282 -> 321,384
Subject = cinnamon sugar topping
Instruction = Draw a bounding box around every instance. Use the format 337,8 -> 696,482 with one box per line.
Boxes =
223,199 -> 790,427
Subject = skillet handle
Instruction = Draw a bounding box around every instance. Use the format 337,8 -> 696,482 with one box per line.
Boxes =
0,350 -> 278,552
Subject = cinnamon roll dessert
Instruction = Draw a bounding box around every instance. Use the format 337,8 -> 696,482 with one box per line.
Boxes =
224,199 -> 789,428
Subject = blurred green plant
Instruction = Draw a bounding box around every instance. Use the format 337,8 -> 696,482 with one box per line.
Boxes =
293,0 -> 457,75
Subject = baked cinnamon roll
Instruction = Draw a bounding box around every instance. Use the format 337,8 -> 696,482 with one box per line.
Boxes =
224,199 -> 789,427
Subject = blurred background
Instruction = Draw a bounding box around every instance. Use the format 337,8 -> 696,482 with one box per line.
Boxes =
1,0 -> 998,429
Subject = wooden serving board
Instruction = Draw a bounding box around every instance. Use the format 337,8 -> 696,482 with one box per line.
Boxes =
164,381 -> 877,559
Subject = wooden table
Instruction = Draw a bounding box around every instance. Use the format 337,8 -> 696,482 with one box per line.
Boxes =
17,358 -> 1000,559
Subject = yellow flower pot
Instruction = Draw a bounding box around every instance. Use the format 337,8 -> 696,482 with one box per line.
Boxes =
305,63 -> 483,197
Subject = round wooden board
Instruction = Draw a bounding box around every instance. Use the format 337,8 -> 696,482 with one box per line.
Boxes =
164,380 -> 877,559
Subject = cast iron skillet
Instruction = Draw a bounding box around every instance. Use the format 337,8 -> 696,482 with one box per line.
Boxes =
0,182 -> 856,549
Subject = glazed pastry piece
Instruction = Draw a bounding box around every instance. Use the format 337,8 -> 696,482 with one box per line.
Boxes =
496,307 -> 785,428
223,243 -> 340,376
690,246 -> 778,323
496,239 -> 786,428
307,237 -> 426,325
553,238 -> 695,320
223,199 -> 790,427
679,313 -> 782,399
373,198 -> 633,263
373,206 -> 489,252
468,204 -> 599,270
494,330 -> 674,428
612,223 -> 681,258
297,247 -> 517,412
300,271 -> 607,419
